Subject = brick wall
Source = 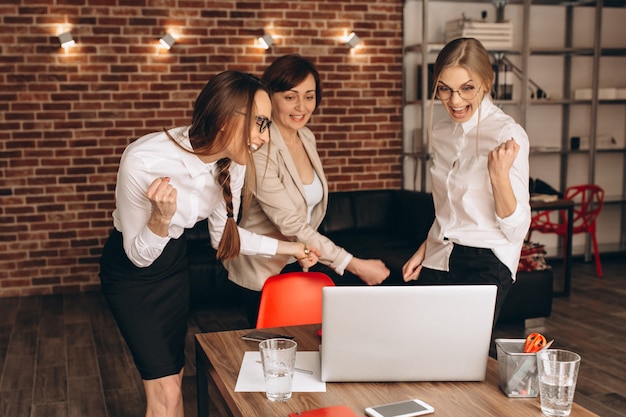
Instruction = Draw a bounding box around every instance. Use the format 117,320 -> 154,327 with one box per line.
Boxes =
0,0 -> 403,297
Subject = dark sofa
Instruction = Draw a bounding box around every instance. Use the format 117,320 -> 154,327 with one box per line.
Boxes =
186,189 -> 552,323
315,189 -> 435,286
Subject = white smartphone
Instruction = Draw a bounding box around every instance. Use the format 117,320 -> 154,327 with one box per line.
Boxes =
365,399 -> 435,417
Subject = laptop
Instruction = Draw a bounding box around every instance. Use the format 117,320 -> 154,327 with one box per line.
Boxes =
320,285 -> 497,382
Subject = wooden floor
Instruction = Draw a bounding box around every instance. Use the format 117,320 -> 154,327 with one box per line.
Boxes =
0,255 -> 624,417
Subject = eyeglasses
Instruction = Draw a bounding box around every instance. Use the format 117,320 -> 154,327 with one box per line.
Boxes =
235,111 -> 272,134
436,83 -> 482,101
255,116 -> 272,134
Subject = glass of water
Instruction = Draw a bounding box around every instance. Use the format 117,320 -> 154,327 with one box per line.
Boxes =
536,349 -> 581,416
259,338 -> 297,402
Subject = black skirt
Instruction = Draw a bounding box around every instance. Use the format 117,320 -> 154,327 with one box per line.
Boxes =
99,229 -> 190,380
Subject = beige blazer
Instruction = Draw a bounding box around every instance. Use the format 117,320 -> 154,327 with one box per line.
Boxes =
223,124 -> 351,291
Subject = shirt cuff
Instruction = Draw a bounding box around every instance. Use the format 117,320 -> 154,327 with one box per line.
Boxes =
258,235 -> 278,256
497,202 -> 524,226
128,227 -> 170,267
139,226 -> 170,250
335,253 -> 353,276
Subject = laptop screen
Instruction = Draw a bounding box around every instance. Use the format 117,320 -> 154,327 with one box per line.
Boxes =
320,285 -> 496,382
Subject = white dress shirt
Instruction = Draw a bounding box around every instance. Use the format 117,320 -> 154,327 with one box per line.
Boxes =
423,96 -> 531,280
112,126 -> 278,267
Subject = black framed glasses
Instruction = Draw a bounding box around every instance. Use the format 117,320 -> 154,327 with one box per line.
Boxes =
235,111 -> 272,134
436,83 -> 482,101
255,116 -> 272,134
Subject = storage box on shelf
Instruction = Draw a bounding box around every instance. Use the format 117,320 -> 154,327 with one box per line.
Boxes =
444,18 -> 513,49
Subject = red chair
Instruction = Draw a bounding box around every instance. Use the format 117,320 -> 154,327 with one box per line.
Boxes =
528,184 -> 604,277
256,272 -> 335,329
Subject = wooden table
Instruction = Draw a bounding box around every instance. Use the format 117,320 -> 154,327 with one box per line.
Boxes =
530,198 -> 575,297
195,324 -> 598,417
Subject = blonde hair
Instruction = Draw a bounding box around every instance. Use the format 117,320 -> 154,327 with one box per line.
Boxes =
432,37 -> 493,94
428,38 -> 493,153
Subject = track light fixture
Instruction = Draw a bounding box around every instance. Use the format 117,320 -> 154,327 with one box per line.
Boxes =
58,31 -> 75,49
159,33 -> 176,50
258,33 -> 274,50
345,32 -> 360,48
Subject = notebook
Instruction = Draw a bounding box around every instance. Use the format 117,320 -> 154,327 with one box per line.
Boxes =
320,285 -> 497,382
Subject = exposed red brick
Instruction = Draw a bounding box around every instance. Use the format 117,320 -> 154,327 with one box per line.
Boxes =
0,0 -> 403,298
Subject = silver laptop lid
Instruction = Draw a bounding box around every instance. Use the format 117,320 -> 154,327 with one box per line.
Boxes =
320,285 -> 496,382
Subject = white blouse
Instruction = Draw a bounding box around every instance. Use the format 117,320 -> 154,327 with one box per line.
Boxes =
112,126 -> 278,267
303,171 -> 324,223
423,97 -> 531,279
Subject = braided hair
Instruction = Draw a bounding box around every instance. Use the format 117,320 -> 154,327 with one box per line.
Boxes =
168,70 -> 269,259
215,157 -> 239,259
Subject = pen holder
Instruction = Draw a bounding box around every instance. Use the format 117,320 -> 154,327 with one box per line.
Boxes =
495,338 -> 539,398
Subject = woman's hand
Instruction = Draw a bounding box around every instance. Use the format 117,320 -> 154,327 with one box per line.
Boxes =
488,138 -> 520,219
402,242 -> 426,282
146,177 -> 177,237
488,138 -> 519,184
276,242 -> 320,272
297,250 -> 319,272
295,243 -> 320,272
348,258 -> 390,285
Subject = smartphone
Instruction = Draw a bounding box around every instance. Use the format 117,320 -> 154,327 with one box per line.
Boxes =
365,399 -> 434,417
241,330 -> 295,342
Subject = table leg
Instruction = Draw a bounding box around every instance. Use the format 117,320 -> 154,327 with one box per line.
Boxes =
196,338 -> 209,417
563,205 -> 573,297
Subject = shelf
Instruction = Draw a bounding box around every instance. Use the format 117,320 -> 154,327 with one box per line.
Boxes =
527,99 -> 626,105
402,0 -> 626,7
403,44 -> 444,54
404,43 -> 521,56
530,148 -> 626,156
530,47 -> 626,56
597,148 -> 626,154
605,195 -> 626,204
403,0 -> 626,6
530,0 -> 626,6
404,98 -> 519,106
530,148 -> 563,155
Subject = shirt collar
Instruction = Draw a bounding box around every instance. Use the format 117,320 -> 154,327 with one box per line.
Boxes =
171,126 -> 217,178
457,95 -> 493,134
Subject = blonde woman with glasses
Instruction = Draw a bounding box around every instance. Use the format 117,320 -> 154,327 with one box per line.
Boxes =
402,38 -> 531,323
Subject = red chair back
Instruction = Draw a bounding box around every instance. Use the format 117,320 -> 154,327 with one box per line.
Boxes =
256,272 -> 335,329
528,184 -> 604,278
563,184 -> 604,234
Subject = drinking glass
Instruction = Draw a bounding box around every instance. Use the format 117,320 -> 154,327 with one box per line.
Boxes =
536,349 -> 581,416
259,338 -> 297,402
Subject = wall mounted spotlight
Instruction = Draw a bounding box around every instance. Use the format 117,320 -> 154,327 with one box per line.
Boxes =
159,33 -> 176,50
345,32 -> 361,49
258,33 -> 274,50
58,31 -> 75,49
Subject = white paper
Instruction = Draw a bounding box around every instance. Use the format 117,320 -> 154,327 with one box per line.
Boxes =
234,351 -> 326,392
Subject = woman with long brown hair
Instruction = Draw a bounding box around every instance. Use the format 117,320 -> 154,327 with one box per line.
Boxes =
99,71 -> 317,417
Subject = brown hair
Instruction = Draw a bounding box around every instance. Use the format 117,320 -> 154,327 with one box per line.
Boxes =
168,70 -> 270,260
262,54 -> 322,108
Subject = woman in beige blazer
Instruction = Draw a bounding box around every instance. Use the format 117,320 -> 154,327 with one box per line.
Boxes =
224,55 -> 390,324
